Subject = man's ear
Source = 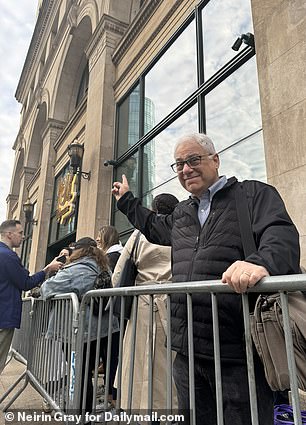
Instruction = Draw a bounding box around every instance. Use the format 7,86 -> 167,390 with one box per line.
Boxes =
213,153 -> 220,169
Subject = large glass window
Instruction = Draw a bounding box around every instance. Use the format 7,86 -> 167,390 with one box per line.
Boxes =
112,152 -> 139,235
219,131 -> 266,182
117,85 -> 141,157
114,0 -> 264,234
202,0 -> 253,80
142,105 -> 198,197
144,20 -> 197,129
205,57 -> 261,152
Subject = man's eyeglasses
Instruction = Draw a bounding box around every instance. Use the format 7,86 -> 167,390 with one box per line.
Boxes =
171,154 -> 212,173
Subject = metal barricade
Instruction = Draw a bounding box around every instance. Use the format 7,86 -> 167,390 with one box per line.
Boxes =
0,298 -> 34,407
2,276 -> 306,425
0,293 -> 79,415
9,297 -> 34,365
74,274 -> 306,425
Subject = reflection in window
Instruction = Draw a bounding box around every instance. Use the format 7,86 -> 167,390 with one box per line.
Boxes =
144,20 -> 197,129
202,0 -> 253,80
205,57 -> 261,152
143,141 -> 155,208
218,131 -> 266,182
115,153 -> 139,197
142,180 -> 188,210
144,96 -> 155,134
114,0 -> 265,233
113,209 -> 134,235
117,85 -> 140,157
113,153 -> 138,234
142,104 -> 198,195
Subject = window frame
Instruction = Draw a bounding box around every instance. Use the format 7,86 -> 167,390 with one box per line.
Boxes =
112,0 -> 257,231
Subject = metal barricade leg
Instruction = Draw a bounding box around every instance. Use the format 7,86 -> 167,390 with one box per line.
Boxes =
0,371 -> 28,408
0,298 -> 34,408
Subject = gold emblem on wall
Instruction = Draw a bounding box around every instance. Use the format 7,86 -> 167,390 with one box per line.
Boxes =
56,172 -> 78,224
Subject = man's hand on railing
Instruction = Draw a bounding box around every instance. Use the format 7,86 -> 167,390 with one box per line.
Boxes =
221,260 -> 269,293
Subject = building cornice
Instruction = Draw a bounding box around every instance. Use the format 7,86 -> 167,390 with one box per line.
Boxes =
19,166 -> 37,180
85,14 -> 128,68
112,0 -> 162,65
41,118 -> 66,145
13,131 -> 26,151
6,194 -> 18,203
15,0 -> 55,102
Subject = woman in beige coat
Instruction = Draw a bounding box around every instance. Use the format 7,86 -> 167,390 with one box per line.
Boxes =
112,193 -> 179,414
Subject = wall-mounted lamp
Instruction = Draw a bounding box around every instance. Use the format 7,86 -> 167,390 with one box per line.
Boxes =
104,159 -> 118,167
23,198 -> 38,225
232,32 -> 255,51
67,139 -> 91,180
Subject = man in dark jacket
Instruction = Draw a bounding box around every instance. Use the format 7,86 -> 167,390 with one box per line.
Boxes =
111,133 -> 300,425
0,219 -> 62,374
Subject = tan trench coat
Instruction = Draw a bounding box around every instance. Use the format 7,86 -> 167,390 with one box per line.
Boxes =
112,230 -> 177,411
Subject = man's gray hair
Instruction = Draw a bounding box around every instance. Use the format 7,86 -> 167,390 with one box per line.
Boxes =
174,133 -> 216,155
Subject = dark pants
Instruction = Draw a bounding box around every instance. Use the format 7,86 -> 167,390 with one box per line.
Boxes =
173,352 -> 274,425
100,331 -> 120,401
80,333 -> 120,412
81,341 -> 97,413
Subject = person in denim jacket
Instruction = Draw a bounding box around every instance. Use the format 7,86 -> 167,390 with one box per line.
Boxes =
41,237 -> 119,413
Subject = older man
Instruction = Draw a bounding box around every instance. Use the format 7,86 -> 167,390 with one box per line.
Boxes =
112,133 -> 300,425
0,219 -> 62,374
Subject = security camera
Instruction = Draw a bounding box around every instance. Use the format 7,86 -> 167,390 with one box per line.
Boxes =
232,33 -> 255,51
104,160 -> 117,167
232,37 -> 243,51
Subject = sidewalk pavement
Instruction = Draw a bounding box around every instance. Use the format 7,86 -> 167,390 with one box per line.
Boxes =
0,357 -> 46,425
0,358 -> 108,425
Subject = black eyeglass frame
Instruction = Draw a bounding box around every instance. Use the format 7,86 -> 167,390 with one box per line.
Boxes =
171,154 -> 213,173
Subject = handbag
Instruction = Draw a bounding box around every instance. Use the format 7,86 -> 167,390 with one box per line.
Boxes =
251,291 -> 306,391
112,231 -> 141,320
235,183 -> 306,391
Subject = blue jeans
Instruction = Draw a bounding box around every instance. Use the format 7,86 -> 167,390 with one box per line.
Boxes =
173,352 -> 274,425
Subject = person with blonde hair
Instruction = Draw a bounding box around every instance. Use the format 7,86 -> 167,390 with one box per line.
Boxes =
96,225 -> 123,272
95,225 -> 123,407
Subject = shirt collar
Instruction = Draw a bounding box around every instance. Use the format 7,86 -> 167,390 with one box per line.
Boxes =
0,241 -> 10,249
193,175 -> 227,202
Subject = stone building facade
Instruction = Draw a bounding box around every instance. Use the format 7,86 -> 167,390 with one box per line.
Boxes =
6,0 -> 306,271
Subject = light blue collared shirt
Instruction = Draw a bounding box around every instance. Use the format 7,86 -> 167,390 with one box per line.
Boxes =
197,176 -> 227,227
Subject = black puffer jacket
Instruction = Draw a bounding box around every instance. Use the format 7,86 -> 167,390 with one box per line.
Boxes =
117,177 -> 300,361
